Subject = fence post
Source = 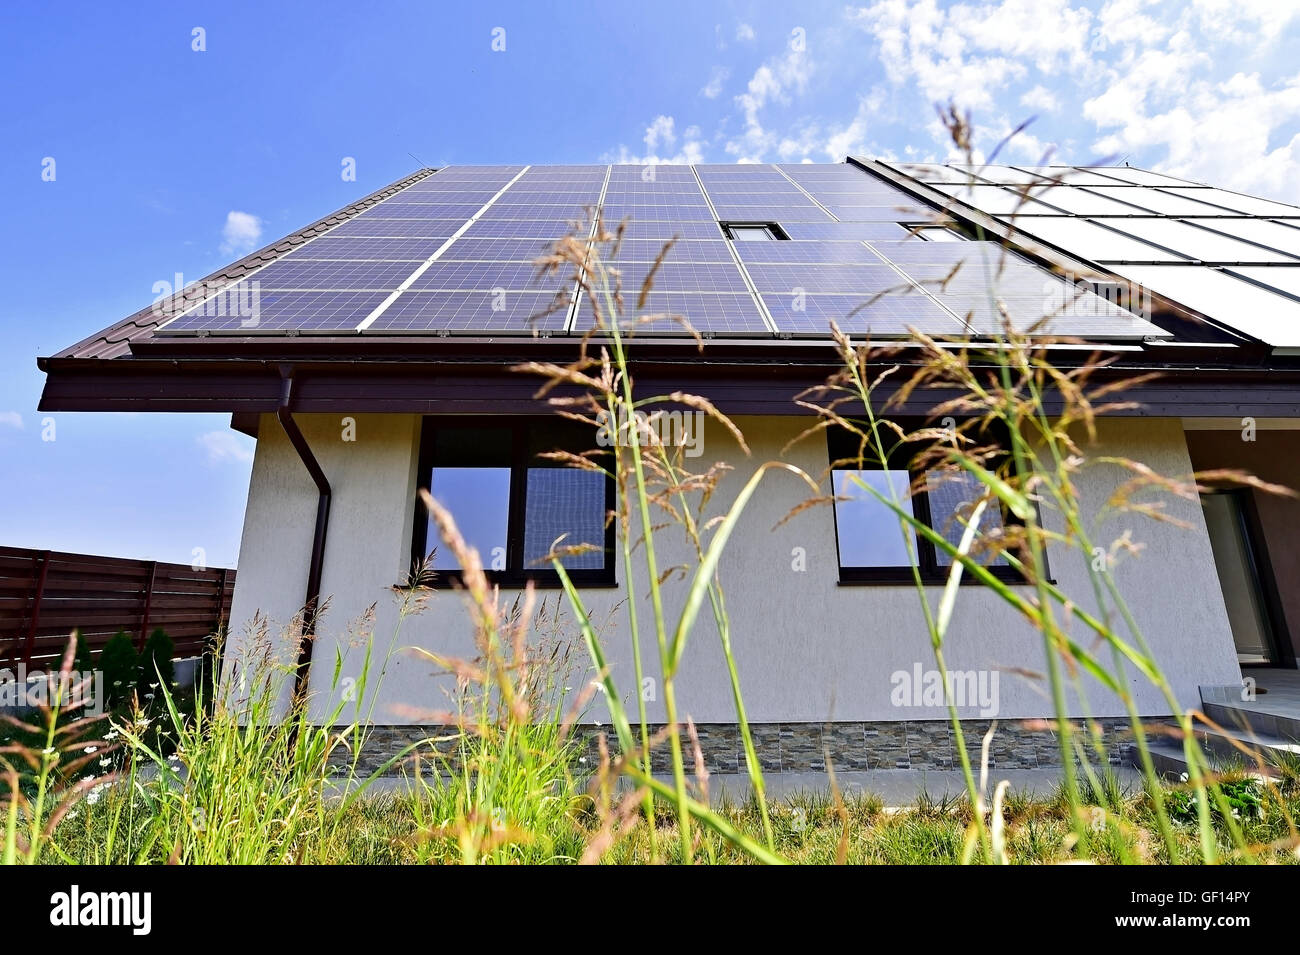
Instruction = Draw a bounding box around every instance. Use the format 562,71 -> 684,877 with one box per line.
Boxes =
138,560 -> 157,651
21,551 -> 51,667
216,567 -> 229,630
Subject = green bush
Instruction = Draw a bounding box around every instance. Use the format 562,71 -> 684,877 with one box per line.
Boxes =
139,627 -> 175,693
99,630 -> 140,708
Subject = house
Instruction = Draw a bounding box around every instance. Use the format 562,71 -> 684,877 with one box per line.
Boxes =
38,160 -> 1300,775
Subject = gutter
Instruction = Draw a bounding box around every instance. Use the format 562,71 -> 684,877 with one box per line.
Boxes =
275,367 -> 331,701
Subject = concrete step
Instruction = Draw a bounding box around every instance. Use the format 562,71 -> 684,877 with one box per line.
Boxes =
1203,700 -> 1300,744
1129,726 -> 1296,780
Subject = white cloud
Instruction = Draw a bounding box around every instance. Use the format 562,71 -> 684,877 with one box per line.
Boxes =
219,210 -> 263,256
728,45 -> 814,159
701,66 -> 729,99
0,411 -> 22,430
602,1 -> 1300,205
197,430 -> 254,465
736,22 -> 756,41
607,115 -> 707,164
1020,85 -> 1058,112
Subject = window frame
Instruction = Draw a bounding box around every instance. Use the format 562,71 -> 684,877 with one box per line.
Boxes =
827,419 -> 1029,586
902,222 -> 969,242
409,416 -> 617,589
721,221 -> 790,241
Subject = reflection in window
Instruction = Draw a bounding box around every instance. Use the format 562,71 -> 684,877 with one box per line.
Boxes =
833,469 -> 916,567
523,468 -> 607,570
428,467 -> 511,570
927,470 -> 1007,566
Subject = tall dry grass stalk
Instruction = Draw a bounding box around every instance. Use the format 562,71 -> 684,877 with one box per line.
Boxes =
785,104 -> 1299,863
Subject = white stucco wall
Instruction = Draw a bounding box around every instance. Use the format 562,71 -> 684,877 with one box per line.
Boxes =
225,412 -> 1242,725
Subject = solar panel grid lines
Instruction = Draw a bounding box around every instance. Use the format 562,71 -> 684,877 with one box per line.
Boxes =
606,261 -> 755,293
598,238 -> 735,263
862,239 -> 974,333
364,289 -> 572,334
733,240 -> 882,264
327,218 -> 472,238
460,219 -> 589,238
281,236 -> 450,261
562,163 -> 612,332
782,222 -> 913,240
228,259 -> 427,291
352,204 -> 485,220
409,260 -> 576,292
437,236 -> 564,261
605,220 -> 727,240
688,163 -> 779,334
573,291 -> 771,335
162,289 -> 392,334
745,262 -> 912,295
770,163 -> 845,223
353,164 -> 534,332
761,291 -> 967,337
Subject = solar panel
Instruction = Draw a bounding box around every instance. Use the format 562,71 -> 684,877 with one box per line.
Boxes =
733,240 -> 881,264
160,288 -> 389,333
461,219 -> 586,239
763,292 -> 965,336
478,201 -> 598,218
868,239 -> 1010,265
601,205 -> 716,221
497,192 -> 603,204
602,239 -> 734,262
328,217 -> 468,238
608,221 -> 725,240
365,290 -> 570,333
605,261 -> 752,293
574,291 -> 770,334
237,259 -> 419,290
284,236 -> 448,260
783,222 -> 911,240
352,203 -> 483,219
437,236 -> 562,261
712,205 -> 831,222
410,261 -> 573,292
744,263 -> 907,294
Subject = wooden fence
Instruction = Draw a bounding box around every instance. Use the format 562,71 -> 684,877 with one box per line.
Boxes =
0,546 -> 235,670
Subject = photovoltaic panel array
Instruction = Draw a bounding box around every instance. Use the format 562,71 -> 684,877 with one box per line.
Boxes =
157,161 -> 1167,342
366,165 -> 591,334
886,159 -> 1298,347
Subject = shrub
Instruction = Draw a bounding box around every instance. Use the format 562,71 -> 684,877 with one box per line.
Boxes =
99,631 -> 140,708
138,627 -> 175,693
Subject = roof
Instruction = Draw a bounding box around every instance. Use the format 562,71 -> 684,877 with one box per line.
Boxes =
864,159 -> 1300,353
38,159 -> 1300,418
49,161 -> 1165,357
58,168 -> 438,359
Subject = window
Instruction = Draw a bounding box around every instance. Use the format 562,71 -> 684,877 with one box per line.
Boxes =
723,222 -> 789,241
410,418 -> 615,587
904,223 -> 968,241
828,422 -> 1022,584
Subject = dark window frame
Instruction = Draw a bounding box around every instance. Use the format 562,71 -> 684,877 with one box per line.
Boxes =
828,419 -> 1029,586
721,221 -> 791,241
408,416 -> 617,589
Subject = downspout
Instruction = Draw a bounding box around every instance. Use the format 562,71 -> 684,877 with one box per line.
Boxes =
276,367 -> 331,701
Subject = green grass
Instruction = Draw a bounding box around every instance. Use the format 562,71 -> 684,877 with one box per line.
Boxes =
39,768 -> 1300,865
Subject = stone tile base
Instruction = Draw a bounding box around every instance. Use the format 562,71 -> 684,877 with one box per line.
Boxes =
330,718 -> 1167,777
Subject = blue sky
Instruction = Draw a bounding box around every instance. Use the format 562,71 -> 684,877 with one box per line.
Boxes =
3,0 -> 1299,567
